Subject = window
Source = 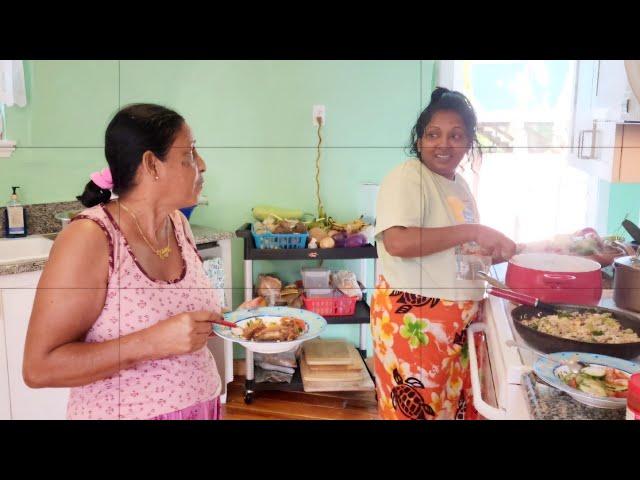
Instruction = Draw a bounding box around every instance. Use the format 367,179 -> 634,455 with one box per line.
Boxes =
444,60 -> 592,242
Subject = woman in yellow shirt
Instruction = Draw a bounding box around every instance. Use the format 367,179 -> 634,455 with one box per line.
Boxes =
372,87 -> 516,420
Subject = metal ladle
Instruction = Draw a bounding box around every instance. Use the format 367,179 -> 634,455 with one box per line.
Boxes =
477,270 -> 508,289
505,339 -> 586,374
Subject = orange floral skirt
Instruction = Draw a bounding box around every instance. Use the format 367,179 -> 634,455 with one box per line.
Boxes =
371,275 -> 481,420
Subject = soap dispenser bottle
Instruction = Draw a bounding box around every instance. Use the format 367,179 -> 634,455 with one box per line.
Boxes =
4,186 -> 27,237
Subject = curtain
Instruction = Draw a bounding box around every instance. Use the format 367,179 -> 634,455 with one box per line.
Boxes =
0,60 -> 27,107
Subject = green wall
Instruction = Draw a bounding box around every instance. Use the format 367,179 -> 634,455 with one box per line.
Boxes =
2,60 -> 437,357
606,182 -> 640,238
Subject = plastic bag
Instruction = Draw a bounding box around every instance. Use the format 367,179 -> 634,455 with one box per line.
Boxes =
255,366 -> 294,384
256,274 -> 282,306
254,350 -> 298,368
257,362 -> 296,374
455,243 -> 492,281
331,270 -> 362,300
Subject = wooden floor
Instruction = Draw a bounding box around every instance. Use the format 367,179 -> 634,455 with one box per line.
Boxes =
221,376 -> 380,420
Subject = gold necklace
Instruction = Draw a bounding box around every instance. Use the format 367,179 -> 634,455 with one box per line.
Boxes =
118,201 -> 172,260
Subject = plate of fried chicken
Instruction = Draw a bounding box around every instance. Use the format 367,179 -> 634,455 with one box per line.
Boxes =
213,306 -> 327,353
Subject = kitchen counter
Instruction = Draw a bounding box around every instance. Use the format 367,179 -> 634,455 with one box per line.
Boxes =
0,224 -> 234,276
522,372 -> 625,420
190,224 -> 235,244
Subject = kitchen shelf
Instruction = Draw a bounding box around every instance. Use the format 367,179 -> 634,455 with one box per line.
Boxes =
236,223 -> 378,404
244,348 -> 373,402
321,300 -> 371,325
235,223 -> 377,260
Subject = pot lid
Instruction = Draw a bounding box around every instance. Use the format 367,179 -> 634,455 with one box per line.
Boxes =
614,255 -> 640,270
510,253 -> 601,272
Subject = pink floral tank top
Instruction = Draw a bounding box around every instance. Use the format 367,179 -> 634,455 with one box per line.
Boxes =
67,204 -> 221,420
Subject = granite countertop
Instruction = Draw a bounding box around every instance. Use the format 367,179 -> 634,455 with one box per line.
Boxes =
0,224 -> 233,276
522,372 -> 625,420
190,224 -> 235,243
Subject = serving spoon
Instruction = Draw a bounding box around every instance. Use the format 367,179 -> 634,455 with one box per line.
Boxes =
505,339 -> 586,374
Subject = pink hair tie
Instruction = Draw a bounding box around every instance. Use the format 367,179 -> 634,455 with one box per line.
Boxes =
90,167 -> 114,190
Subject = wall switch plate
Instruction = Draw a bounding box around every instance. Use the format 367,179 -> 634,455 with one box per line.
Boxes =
313,105 -> 326,126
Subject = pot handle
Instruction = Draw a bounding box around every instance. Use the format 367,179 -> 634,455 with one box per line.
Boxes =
542,273 -> 577,284
613,240 -> 637,257
487,287 -> 538,307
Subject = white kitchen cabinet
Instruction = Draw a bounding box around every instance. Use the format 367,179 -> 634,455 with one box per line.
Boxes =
0,271 -> 69,420
592,60 -> 630,123
570,60 -> 640,183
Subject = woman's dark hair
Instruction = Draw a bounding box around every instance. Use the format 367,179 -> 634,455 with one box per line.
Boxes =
408,86 -> 482,171
77,103 -> 185,207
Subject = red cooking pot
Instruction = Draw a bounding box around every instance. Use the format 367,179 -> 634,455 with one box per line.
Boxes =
505,253 -> 602,305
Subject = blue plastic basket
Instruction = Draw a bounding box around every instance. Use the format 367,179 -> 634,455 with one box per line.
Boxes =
251,224 -> 309,249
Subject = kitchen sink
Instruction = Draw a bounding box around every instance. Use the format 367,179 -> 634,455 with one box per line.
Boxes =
0,236 -> 54,265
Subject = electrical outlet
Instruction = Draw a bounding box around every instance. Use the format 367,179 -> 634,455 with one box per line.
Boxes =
313,105 -> 326,126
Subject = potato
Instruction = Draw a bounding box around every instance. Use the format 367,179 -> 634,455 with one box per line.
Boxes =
319,236 -> 335,249
309,227 -> 328,241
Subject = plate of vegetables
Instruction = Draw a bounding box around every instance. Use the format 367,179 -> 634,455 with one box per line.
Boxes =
213,306 -> 327,354
533,352 -> 640,409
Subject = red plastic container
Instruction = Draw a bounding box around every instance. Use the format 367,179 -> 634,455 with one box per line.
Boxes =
302,292 -> 358,317
505,253 -> 602,306
627,373 -> 640,420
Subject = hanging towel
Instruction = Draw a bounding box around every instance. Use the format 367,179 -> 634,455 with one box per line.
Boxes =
0,60 -> 27,107
203,257 -> 226,309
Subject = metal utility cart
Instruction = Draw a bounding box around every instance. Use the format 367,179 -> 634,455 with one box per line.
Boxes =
236,223 -> 378,404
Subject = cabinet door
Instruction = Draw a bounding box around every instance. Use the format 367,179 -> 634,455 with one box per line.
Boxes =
593,120 -> 618,175
572,60 -> 596,159
619,124 -> 640,183
592,60 -> 628,122
2,286 -> 70,420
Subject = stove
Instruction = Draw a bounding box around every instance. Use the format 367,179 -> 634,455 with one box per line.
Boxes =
468,266 -> 640,420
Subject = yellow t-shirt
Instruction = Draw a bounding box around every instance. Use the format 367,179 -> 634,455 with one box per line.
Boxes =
374,158 -> 485,301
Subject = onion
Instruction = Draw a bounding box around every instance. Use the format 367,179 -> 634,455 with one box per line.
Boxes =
345,233 -> 366,248
333,232 -> 348,247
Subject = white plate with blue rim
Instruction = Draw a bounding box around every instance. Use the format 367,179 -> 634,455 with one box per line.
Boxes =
533,352 -> 640,409
213,306 -> 327,354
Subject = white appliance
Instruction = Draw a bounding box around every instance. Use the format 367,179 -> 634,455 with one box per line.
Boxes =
198,242 -> 234,403
468,293 -> 533,420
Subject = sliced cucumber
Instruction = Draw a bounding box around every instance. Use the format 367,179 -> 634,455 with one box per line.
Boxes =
578,378 -> 607,397
605,382 -> 628,392
581,366 -> 606,378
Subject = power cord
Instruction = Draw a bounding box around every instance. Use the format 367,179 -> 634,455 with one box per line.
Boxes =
315,116 -> 326,220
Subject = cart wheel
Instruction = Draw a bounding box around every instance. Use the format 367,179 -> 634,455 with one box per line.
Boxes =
244,391 -> 254,404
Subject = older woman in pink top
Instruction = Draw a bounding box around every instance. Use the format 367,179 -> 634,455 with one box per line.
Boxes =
23,104 -> 225,420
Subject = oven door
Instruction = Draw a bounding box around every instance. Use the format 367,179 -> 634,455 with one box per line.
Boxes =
468,298 -> 532,420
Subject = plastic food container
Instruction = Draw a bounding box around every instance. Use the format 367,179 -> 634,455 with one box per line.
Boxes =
627,373 -> 640,420
305,288 -> 333,297
301,267 -> 331,290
